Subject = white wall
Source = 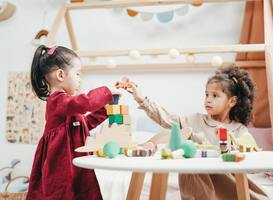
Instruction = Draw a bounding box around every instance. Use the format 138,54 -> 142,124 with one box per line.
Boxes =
0,0 -> 244,175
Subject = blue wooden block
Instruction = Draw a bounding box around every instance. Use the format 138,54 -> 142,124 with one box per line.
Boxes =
110,94 -> 119,105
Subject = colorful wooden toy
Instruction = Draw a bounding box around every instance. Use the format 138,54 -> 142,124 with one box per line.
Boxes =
169,123 -> 182,151
222,152 -> 245,162
125,149 -> 154,157
110,94 -> 120,105
120,105 -> 129,115
218,127 -> 229,154
220,141 -> 229,154
76,92 -> 133,155
161,148 -> 185,159
103,141 -> 120,159
171,149 -> 185,159
106,105 -> 120,115
95,149 -> 105,157
229,132 -> 261,152
218,127 -> 227,141
161,147 -> 172,159
195,149 -> 220,158
109,114 -> 123,125
75,124 -> 134,152
180,140 -> 197,158
125,143 -> 156,157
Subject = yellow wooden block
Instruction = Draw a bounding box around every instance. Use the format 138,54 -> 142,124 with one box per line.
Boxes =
96,149 -> 105,157
106,105 -> 120,115
120,105 -> 129,115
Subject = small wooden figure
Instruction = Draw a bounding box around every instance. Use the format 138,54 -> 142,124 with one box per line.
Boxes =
222,153 -> 245,162
218,127 -> 229,154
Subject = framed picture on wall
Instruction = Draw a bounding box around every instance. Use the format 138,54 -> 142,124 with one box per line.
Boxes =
6,72 -> 45,144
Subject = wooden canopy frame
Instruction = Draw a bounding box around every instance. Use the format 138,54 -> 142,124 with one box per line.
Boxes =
45,0 -> 273,142
45,0 -> 267,72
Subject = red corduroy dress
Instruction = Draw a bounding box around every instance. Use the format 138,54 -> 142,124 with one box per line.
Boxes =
26,86 -> 113,200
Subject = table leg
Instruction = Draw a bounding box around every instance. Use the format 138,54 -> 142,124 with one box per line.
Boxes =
126,172 -> 145,200
149,173 -> 169,200
235,173 -> 250,200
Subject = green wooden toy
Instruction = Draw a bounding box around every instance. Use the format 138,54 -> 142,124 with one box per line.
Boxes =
103,141 -> 120,158
169,123 -> 182,151
109,114 -> 123,125
180,140 -> 197,158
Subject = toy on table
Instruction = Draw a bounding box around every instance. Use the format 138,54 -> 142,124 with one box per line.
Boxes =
196,144 -> 220,158
161,148 -> 185,159
181,140 -> 197,158
125,148 -> 154,157
160,123 -> 197,159
218,127 -> 229,154
169,123 -> 182,151
103,141 -> 120,159
75,92 -> 134,157
222,152 -> 245,162
105,89 -> 131,127
229,132 -> 261,152
125,142 -> 157,157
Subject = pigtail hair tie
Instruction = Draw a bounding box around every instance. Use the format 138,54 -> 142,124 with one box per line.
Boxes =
48,46 -> 57,55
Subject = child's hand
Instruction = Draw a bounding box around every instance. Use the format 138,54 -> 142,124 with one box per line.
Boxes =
115,77 -> 144,104
115,77 -> 136,93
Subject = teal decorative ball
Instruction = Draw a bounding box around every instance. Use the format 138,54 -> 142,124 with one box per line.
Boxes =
103,141 -> 120,159
180,140 -> 197,158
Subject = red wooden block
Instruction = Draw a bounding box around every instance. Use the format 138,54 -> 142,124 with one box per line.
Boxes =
219,127 -> 227,141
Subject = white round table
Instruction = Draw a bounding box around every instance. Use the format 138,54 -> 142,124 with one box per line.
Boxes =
73,151 -> 273,200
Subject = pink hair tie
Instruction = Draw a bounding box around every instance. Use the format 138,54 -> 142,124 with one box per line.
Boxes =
48,46 -> 57,55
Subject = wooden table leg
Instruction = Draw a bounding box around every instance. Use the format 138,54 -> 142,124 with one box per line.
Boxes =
235,173 -> 250,200
126,172 -> 145,200
149,173 -> 169,200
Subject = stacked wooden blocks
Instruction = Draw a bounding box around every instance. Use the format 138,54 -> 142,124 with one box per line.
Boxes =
105,94 -> 131,127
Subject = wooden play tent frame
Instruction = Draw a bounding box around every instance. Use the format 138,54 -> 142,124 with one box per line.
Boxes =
45,0 -> 268,72
45,0 -> 273,139
44,1 -> 273,199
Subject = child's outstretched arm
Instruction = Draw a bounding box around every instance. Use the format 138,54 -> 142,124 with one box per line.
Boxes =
84,108 -> 108,130
84,89 -> 121,130
116,78 -> 181,129
54,86 -> 113,117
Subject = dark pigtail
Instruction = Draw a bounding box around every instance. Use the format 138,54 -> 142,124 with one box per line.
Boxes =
30,45 -> 50,101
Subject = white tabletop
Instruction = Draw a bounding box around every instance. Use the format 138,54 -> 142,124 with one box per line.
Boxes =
73,151 -> 273,174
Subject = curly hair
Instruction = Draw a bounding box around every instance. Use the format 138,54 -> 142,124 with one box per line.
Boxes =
207,65 -> 255,125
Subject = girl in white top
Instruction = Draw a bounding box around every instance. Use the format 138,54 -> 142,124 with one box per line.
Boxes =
120,65 -> 269,200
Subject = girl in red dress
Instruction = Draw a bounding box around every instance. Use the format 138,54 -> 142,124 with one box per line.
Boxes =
27,45 -> 113,200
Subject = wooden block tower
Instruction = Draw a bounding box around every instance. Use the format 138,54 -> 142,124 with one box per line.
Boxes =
75,93 -> 134,153
105,94 -> 131,131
